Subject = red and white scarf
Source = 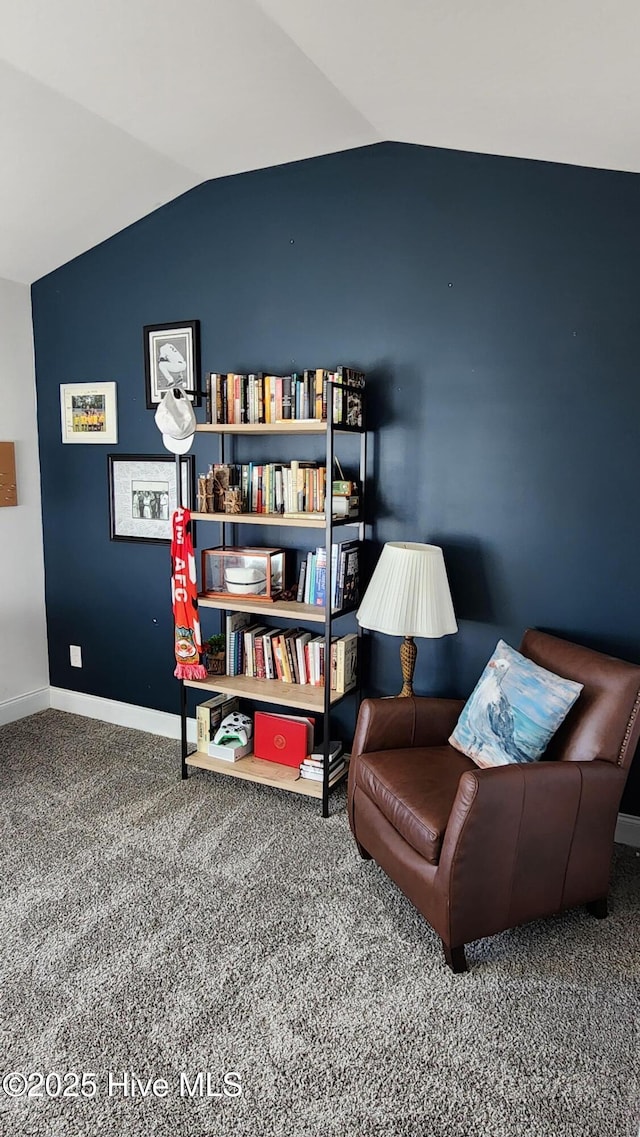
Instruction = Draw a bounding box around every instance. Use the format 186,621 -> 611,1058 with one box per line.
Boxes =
170,507 -> 208,680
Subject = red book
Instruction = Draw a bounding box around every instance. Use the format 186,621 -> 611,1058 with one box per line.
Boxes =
254,712 -> 315,768
254,633 -> 266,679
272,634 -> 285,680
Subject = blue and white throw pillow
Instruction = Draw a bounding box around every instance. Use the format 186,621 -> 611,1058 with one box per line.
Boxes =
449,640 -> 583,769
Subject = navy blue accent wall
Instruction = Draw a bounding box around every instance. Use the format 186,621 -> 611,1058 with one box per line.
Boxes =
31,142 -> 640,814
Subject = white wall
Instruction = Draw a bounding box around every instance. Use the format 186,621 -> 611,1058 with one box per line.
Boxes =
0,277 -> 49,723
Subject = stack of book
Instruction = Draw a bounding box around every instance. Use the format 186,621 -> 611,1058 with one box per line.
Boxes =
205,367 -> 365,428
299,742 -> 347,783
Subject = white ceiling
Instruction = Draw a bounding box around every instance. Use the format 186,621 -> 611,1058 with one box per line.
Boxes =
1,0 -> 639,284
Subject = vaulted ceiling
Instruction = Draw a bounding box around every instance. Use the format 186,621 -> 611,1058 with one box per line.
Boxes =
2,0 -> 639,284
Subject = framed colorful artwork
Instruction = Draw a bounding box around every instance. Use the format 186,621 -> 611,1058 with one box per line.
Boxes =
60,382 -> 118,444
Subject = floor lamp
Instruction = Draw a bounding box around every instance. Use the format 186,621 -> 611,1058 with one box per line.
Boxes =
356,542 -> 457,697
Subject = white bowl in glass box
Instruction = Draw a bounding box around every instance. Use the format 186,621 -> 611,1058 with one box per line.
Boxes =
224,564 -> 268,595
201,546 -> 285,600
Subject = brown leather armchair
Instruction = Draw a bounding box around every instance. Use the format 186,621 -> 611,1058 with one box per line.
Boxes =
348,629 -> 640,972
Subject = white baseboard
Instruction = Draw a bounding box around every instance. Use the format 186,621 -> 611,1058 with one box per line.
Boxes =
615,813 -> 640,849
49,687 -> 197,744
0,686 -> 50,727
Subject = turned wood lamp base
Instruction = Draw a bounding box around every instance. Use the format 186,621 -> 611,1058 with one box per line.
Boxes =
398,635 -> 417,697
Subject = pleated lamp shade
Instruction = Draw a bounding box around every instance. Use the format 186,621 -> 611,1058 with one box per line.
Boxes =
357,543 -> 457,696
356,543 -> 457,638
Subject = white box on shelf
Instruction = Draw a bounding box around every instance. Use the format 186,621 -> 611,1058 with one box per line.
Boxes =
331,495 -> 359,518
207,740 -> 252,762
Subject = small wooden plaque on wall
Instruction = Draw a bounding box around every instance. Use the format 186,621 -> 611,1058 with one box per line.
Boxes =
0,441 -> 17,507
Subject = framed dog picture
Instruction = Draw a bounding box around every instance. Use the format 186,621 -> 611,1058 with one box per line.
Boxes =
143,320 -> 201,409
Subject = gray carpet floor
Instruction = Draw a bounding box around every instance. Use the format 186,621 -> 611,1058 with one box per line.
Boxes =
1,708 -> 638,1137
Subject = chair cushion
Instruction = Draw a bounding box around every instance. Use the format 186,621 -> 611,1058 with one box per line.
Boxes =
449,639 -> 583,769
355,745 -> 476,864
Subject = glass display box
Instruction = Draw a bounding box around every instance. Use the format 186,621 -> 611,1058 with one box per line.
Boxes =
201,546 -> 286,601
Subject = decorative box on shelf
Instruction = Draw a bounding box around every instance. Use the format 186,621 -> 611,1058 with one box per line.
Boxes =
332,479 -> 357,497
201,546 -> 286,601
331,494 -> 359,519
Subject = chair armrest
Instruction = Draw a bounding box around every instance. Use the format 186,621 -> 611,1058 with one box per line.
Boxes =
437,759 -> 627,946
442,758 -> 626,850
352,696 -> 466,757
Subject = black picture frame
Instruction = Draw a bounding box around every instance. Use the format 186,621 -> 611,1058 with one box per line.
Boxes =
143,320 -> 201,409
108,453 -> 195,544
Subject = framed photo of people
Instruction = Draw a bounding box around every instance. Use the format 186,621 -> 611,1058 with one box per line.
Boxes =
60,382 -> 118,444
143,320 -> 201,408
108,454 -> 194,544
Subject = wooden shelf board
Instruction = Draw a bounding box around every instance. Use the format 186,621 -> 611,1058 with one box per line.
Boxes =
191,511 -> 323,529
197,595 -> 355,623
183,673 -> 350,710
185,749 -> 348,797
195,421 -> 361,436
191,511 -> 359,528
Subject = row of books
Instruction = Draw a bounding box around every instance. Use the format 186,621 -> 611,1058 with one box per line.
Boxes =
204,461 -> 327,516
205,367 -> 365,429
296,539 -> 360,610
226,612 -> 358,691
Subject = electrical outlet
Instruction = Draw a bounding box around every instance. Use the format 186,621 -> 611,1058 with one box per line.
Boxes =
70,645 -> 82,668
